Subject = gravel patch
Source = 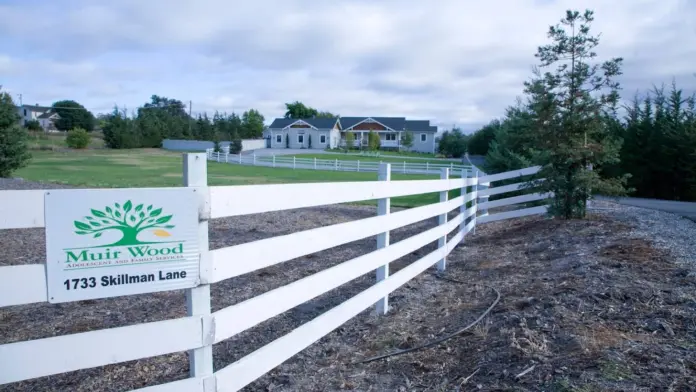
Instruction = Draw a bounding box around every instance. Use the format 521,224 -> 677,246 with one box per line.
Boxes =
589,198 -> 696,270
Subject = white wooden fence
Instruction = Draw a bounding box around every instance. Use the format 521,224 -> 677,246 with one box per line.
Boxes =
0,154 -> 548,391
205,149 -> 469,175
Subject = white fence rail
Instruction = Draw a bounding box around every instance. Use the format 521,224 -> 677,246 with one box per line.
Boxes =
205,149 -> 469,175
0,155 -> 549,391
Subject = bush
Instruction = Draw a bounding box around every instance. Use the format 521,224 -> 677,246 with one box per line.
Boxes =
0,91 -> 31,177
66,128 -> 91,149
25,119 -> 41,131
229,131 -> 243,154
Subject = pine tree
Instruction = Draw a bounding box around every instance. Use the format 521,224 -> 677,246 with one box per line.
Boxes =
0,90 -> 31,177
525,9 -> 627,219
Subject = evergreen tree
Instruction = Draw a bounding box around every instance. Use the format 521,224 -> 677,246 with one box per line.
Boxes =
0,89 -> 31,177
229,131 -> 243,154
524,9 -> 627,219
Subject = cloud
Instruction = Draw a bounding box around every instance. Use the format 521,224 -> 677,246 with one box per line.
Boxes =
1,0 -> 694,130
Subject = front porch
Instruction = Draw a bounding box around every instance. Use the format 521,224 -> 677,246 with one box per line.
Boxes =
339,131 -> 401,149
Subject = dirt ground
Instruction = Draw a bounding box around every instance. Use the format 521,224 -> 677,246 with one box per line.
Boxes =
2,200 -> 696,391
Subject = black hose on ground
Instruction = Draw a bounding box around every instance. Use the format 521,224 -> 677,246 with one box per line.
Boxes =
357,279 -> 501,364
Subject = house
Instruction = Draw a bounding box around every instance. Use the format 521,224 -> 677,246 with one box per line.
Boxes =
267,117 -> 342,149
16,104 -> 60,132
266,116 -> 438,153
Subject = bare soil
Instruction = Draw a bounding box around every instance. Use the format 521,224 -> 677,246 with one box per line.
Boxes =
1,179 -> 695,391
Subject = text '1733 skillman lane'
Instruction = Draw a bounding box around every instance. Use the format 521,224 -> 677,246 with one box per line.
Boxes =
43,188 -> 201,303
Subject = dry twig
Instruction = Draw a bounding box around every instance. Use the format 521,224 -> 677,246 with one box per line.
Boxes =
515,365 -> 536,380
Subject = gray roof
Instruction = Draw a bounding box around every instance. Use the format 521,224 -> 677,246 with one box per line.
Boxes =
38,110 -> 59,119
21,105 -> 52,113
404,120 -> 432,132
340,117 -> 407,131
429,126 -> 437,132
268,117 -> 339,129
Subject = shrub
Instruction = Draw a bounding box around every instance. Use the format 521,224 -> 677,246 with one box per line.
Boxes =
25,119 -> 41,131
229,131 -> 243,154
0,91 -> 31,177
66,128 -> 91,149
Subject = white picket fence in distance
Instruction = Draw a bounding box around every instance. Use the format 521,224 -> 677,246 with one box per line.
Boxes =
205,149 -> 469,175
0,154 -> 549,392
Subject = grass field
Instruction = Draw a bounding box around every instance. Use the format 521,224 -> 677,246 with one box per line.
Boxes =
15,149 -> 465,208
260,153 -> 465,167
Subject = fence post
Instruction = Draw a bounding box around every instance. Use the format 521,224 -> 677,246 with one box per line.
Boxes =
460,169 -> 468,238
335,159 -> 338,171
293,156 -> 296,169
473,171 -> 481,234
273,154 -> 276,168
478,171 -> 489,218
450,162 -> 454,170
403,161 -> 406,174
426,162 -> 429,172
357,160 -> 360,172
238,153 -> 242,164
375,163 -> 391,314
314,157 -> 317,170
182,153 -> 213,380
225,153 -> 228,163
216,152 -> 220,162
436,168 -> 450,271
253,154 -> 256,166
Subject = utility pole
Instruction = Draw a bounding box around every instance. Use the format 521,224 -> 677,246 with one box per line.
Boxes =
188,100 -> 192,136
18,93 -> 22,106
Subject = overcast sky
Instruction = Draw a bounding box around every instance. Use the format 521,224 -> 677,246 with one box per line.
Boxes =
1,0 -> 695,131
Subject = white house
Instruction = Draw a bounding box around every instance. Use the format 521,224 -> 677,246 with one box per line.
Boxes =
266,116 -> 438,153
16,104 -> 60,132
267,118 -> 342,150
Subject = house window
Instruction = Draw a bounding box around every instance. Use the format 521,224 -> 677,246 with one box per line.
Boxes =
276,134 -> 282,143
385,133 -> 396,141
23,109 -> 27,116
320,135 -> 326,143
298,134 -> 304,144
420,133 -> 427,142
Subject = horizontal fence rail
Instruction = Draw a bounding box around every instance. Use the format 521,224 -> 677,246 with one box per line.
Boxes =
475,165 -> 552,221
0,155 -> 550,392
205,150 -> 469,175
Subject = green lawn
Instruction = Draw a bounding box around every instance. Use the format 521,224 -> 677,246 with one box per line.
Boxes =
15,149 -> 467,208
261,153 -> 469,167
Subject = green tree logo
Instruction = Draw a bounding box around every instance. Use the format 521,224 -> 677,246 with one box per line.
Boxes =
73,200 -> 175,246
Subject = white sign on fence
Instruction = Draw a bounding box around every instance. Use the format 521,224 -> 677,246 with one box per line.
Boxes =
44,188 -> 201,303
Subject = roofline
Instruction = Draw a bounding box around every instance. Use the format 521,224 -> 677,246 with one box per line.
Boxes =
343,117 -> 397,132
282,119 -> 318,130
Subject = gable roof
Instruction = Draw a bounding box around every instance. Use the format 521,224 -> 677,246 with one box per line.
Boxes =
340,117 -> 407,131
38,110 -> 59,119
268,117 -> 339,129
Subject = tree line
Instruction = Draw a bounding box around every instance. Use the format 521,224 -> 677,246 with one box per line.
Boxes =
100,95 -> 265,149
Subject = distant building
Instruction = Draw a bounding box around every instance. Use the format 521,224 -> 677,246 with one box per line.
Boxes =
16,104 -> 60,132
266,116 -> 438,153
